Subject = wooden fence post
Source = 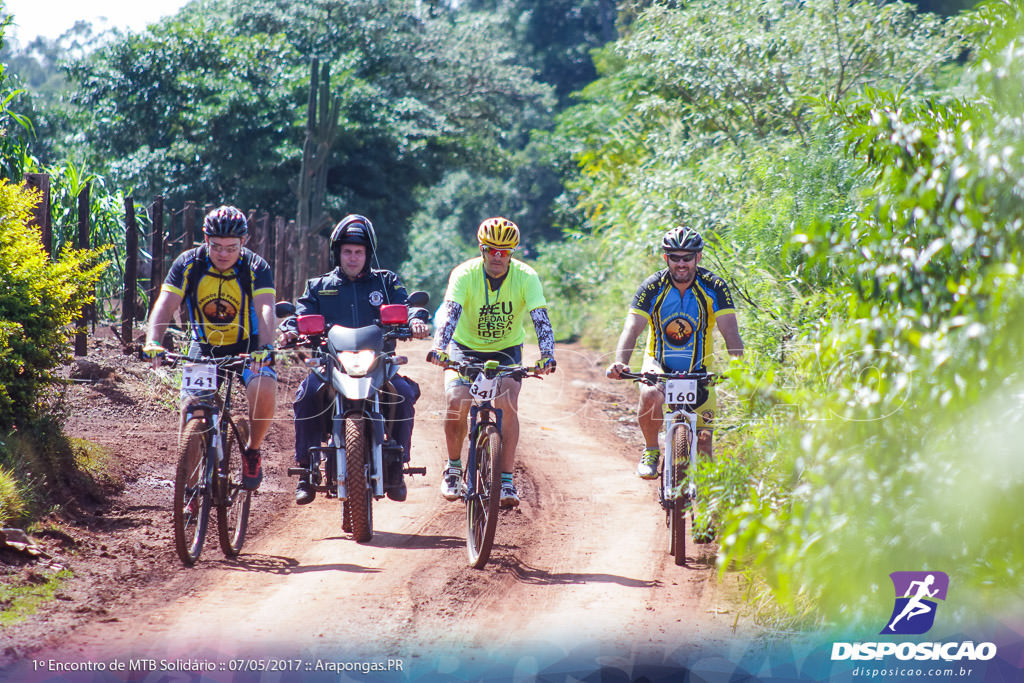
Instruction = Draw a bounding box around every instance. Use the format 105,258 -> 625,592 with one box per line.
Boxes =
274,216 -> 287,299
122,197 -> 139,345
75,183 -> 91,356
24,173 -> 52,258
183,201 -> 196,248
259,211 -> 272,267
149,196 -> 164,316
286,220 -> 299,299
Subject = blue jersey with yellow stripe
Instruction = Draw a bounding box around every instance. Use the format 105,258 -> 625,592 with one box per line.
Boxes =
630,267 -> 735,372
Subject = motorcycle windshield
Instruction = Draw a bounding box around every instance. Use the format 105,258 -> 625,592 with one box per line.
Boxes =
326,324 -> 384,354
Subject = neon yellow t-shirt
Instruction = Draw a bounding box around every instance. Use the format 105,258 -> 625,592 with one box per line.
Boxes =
445,258 -> 547,351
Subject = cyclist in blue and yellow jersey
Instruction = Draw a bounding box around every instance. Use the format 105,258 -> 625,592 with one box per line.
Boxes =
143,206 -> 277,491
427,217 -> 557,508
605,226 -> 743,479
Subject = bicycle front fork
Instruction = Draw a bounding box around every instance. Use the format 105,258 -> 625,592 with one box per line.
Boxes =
662,409 -> 697,506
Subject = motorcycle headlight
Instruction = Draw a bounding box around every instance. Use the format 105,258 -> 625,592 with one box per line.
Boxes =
337,350 -> 377,377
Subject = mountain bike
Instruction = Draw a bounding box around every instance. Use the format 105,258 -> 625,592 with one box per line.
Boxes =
432,357 -> 544,569
619,370 -> 716,567
164,353 -> 255,565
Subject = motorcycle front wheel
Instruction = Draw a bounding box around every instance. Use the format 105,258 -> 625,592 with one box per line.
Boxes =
345,416 -> 373,542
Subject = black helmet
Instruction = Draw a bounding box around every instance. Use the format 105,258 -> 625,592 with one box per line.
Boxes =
203,205 -> 248,237
662,225 -> 704,252
330,214 -> 377,268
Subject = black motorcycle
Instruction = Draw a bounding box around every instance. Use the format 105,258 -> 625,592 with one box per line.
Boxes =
280,292 -> 428,541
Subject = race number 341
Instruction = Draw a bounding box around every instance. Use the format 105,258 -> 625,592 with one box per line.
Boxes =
664,379 -> 697,404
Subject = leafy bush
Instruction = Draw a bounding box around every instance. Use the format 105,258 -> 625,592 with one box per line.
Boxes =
0,178 -> 105,430
718,0 -> 1024,633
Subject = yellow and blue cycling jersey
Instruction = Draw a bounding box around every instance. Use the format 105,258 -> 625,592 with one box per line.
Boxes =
162,247 -> 275,351
631,267 -> 735,372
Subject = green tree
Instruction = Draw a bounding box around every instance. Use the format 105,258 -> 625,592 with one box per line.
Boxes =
67,19 -> 303,214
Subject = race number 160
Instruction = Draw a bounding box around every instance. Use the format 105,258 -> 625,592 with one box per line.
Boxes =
664,379 -> 697,404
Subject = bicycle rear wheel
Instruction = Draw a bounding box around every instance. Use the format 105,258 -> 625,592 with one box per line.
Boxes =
669,420 -> 692,567
466,424 -> 502,569
345,416 -> 373,543
217,416 -> 251,557
174,419 -> 212,565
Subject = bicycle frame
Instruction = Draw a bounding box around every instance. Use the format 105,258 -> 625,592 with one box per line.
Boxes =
179,356 -> 245,504
466,401 -> 502,500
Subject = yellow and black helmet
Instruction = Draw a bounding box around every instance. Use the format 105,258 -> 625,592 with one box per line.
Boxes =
477,217 -> 520,250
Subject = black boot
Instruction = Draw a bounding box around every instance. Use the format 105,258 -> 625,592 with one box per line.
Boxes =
385,461 -> 407,502
295,472 -> 315,505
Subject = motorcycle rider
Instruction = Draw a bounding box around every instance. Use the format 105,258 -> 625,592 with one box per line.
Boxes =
280,215 -> 429,504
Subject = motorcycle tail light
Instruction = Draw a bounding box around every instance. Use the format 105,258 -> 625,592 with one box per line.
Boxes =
338,350 -> 376,377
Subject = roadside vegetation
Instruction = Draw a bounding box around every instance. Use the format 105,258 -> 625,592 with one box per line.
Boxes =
1,0 -> 1020,637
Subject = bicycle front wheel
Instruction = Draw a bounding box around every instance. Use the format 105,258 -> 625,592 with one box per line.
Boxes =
345,416 -> 373,543
174,418 -> 212,566
217,416 -> 251,557
669,420 -> 692,567
466,424 -> 502,569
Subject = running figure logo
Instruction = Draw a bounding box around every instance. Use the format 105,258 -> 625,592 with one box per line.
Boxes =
881,571 -> 949,635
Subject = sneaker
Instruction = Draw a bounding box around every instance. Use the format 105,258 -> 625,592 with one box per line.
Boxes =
242,448 -> 263,490
499,482 -> 520,508
295,472 -> 315,505
440,465 -> 465,501
636,448 -> 660,480
385,461 -> 407,502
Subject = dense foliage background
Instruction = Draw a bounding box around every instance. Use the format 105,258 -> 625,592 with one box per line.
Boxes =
2,0 -> 1021,635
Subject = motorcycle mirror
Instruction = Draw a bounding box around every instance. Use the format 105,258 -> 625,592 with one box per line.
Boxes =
407,291 -> 429,308
275,300 -> 297,318
380,304 -> 409,326
296,314 -> 325,336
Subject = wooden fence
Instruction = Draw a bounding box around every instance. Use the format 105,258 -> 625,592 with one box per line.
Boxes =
23,173 -> 332,355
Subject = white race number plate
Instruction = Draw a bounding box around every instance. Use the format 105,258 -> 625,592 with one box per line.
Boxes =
664,378 -> 698,405
181,363 -> 217,391
469,374 -> 499,401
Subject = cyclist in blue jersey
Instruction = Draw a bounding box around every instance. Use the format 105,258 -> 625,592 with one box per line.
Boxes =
605,226 -> 743,479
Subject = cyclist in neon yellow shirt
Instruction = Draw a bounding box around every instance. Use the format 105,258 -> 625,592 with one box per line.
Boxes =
427,217 -> 556,507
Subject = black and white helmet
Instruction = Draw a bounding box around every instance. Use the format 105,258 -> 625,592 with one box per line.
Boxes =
330,214 -> 378,268
661,225 -> 704,252
203,206 -> 248,237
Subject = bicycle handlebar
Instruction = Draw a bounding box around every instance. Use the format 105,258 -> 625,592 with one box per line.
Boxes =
158,351 -> 254,372
617,370 -> 718,386
435,358 -> 545,381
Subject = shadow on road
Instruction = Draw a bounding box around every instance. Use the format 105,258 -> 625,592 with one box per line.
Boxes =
495,556 -> 659,588
213,553 -> 381,575
329,530 -> 464,550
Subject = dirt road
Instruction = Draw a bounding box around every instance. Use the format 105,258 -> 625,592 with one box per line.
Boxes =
4,340 -> 748,679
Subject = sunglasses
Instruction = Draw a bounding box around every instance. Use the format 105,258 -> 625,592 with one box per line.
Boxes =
666,252 -> 698,263
482,246 -> 515,258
